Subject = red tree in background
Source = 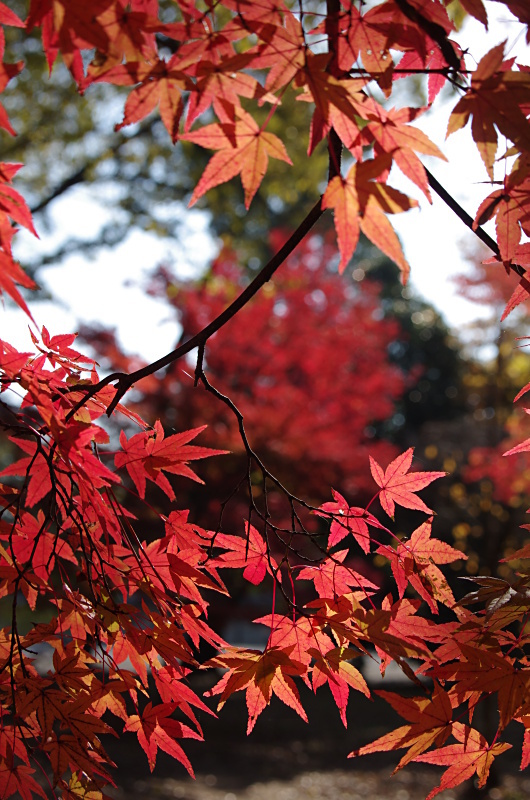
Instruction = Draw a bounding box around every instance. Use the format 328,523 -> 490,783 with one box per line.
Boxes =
86,234 -> 406,527
454,251 -> 530,510
0,2 -> 529,799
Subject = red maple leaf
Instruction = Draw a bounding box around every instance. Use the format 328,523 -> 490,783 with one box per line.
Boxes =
31,326 -> 96,371
213,522 -> 277,585
0,438 -> 53,507
369,448 -> 446,518
397,39 -> 464,103
124,702 -> 202,775
322,154 -> 417,277
457,0 -> 488,26
27,0 -> 113,83
0,762 -> 47,800
0,2 -> 24,29
11,510 -> 76,581
253,614 -> 334,681
298,550 -> 379,599
317,489 -> 390,552
376,519 -> 464,612
0,61 -> 25,135
115,421 -> 226,500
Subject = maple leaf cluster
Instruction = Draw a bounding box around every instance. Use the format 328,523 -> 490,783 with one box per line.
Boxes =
0,332 -> 232,796
0,327 -> 466,799
0,0 -> 524,307
0,1 -> 529,799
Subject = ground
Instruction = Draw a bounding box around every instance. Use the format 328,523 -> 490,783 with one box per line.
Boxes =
104,672 -> 530,800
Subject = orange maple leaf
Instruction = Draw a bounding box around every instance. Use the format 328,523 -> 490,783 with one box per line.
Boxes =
295,65 -> 369,156
436,643 -> 530,730
414,722 -> 511,799
363,104 -> 447,198
86,3 -> 159,77
336,2 -> 396,81
350,682 -> 454,769
185,54 -> 270,131
447,42 -> 530,178
309,645 -> 369,726
183,105 -> 292,208
245,11 -> 306,93
473,162 -> 530,263
205,646 -> 307,733
322,154 -> 417,278
516,714 -> 530,769
100,58 -> 191,142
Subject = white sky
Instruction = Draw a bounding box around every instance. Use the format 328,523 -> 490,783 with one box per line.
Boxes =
1,4 -> 528,364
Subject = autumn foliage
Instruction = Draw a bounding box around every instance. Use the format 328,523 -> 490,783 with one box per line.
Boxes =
0,1 -> 530,799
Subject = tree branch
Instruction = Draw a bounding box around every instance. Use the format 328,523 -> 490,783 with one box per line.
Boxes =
29,118 -> 157,217
425,167 -> 526,280
326,0 -> 343,181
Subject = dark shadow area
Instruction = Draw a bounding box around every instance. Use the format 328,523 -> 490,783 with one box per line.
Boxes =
103,673 -> 529,800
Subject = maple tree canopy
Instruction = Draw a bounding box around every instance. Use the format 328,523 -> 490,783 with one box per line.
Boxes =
0,2 -> 529,799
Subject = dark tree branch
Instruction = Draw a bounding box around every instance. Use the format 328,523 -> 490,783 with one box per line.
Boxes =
29,118 -> 157,218
425,167 -> 527,280
30,166 -> 88,216
349,67 -> 471,76
193,352 -> 370,613
326,0 -> 343,181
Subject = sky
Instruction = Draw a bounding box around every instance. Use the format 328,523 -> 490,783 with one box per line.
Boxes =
390,6 -> 529,332
1,4 -> 529,364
